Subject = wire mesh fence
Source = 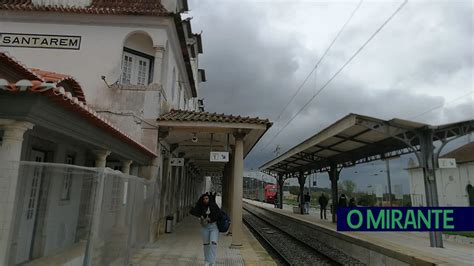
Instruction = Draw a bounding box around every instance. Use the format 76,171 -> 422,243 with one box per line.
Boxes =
1,161 -> 155,266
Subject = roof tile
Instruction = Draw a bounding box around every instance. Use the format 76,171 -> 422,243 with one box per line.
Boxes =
157,109 -> 272,126
0,51 -> 156,158
0,0 -> 169,15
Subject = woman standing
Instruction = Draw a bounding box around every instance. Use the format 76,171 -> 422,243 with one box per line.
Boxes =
190,193 -> 222,266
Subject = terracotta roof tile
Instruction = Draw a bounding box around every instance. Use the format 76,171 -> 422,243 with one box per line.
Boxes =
0,0 -> 170,16
0,52 -> 155,158
30,68 -> 86,103
157,109 -> 272,126
0,51 -> 42,80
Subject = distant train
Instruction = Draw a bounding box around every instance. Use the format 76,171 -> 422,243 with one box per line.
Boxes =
243,178 -> 279,203
263,184 -> 278,203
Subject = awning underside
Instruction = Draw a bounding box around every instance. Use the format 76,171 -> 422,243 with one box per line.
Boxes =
260,113 -> 474,176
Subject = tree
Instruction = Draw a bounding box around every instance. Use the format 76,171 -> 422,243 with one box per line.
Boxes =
357,194 -> 377,206
340,180 -> 356,197
289,186 -> 300,196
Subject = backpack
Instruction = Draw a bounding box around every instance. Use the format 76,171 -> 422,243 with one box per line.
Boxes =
217,210 -> 231,233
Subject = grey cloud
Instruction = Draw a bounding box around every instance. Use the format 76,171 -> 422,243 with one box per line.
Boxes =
188,0 -> 473,188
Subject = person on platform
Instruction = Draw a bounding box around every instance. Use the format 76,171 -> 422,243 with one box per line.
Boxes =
338,193 -> 348,208
318,193 -> 328,220
304,191 -> 311,214
349,197 -> 357,207
190,193 -> 222,266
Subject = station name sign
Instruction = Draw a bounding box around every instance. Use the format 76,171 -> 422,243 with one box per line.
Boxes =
0,33 -> 81,50
210,151 -> 229,162
337,207 -> 474,231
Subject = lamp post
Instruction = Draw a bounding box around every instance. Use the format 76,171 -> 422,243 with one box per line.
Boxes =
385,159 -> 393,207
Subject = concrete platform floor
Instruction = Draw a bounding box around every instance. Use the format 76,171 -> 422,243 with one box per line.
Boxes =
130,215 -> 276,266
245,199 -> 474,266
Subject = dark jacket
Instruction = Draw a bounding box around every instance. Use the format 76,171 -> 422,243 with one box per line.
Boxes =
349,198 -> 357,207
318,195 -> 328,208
304,194 -> 311,203
190,197 -> 222,223
338,195 -> 348,207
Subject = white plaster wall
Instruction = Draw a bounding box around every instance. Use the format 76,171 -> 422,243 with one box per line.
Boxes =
408,163 -> 473,207
0,18 -> 166,106
0,13 -> 194,150
124,33 -> 155,56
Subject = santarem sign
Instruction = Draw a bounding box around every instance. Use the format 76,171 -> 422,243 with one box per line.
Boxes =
0,33 -> 81,50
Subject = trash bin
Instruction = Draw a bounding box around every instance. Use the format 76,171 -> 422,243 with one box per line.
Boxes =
165,215 -> 174,233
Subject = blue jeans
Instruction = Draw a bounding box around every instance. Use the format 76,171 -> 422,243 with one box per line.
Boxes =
201,222 -> 219,264
304,202 -> 310,214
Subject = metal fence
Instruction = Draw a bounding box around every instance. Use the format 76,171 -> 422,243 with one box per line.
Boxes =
3,161 -> 155,266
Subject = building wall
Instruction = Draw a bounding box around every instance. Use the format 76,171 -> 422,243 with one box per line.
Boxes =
408,163 -> 474,206
0,12 -> 198,152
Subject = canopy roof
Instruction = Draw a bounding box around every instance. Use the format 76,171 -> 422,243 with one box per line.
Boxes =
260,113 -> 474,176
157,109 -> 272,175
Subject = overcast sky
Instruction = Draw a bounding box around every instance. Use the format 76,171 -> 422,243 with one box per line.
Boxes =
188,0 -> 473,192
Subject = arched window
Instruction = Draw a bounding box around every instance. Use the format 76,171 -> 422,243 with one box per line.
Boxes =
467,184 -> 474,206
121,32 -> 154,86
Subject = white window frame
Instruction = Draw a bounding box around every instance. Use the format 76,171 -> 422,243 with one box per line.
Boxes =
120,50 -> 152,86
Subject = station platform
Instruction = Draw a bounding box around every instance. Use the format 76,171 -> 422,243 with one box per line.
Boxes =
245,199 -> 474,265
131,215 -> 276,266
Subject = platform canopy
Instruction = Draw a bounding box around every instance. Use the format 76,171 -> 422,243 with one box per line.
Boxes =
260,113 -> 474,176
157,109 -> 272,175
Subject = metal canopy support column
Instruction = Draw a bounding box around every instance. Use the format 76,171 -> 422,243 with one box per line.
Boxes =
298,171 -> 306,214
419,129 -> 443,248
278,173 -> 284,209
328,163 -> 340,223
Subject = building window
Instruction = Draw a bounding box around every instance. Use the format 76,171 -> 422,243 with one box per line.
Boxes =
60,155 -> 74,201
120,48 -> 154,86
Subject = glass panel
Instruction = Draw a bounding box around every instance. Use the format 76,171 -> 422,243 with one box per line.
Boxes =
121,54 -> 133,84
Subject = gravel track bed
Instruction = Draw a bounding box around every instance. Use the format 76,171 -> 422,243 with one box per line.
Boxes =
243,209 -> 339,266
244,203 -> 365,265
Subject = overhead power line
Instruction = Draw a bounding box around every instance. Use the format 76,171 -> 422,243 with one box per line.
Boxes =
409,90 -> 474,120
259,0 -> 364,152
273,0 -> 364,123
261,0 -> 408,154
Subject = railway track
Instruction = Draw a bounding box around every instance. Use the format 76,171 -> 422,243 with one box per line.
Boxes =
243,203 -> 364,266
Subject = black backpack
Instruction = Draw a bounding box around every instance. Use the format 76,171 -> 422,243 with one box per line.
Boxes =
217,210 -> 231,233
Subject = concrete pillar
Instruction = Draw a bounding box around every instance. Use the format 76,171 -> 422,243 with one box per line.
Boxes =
0,120 -> 34,266
153,45 -> 165,85
146,158 -> 161,241
221,165 -> 228,211
92,149 -> 111,168
159,158 -> 169,235
122,160 -> 133,174
228,158 -> 234,233
178,166 -> 184,221
298,171 -> 306,214
184,169 -> 189,209
328,164 -> 339,223
231,134 -> 244,247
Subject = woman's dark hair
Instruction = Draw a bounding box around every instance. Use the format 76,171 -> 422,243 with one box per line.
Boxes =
190,192 -> 221,222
